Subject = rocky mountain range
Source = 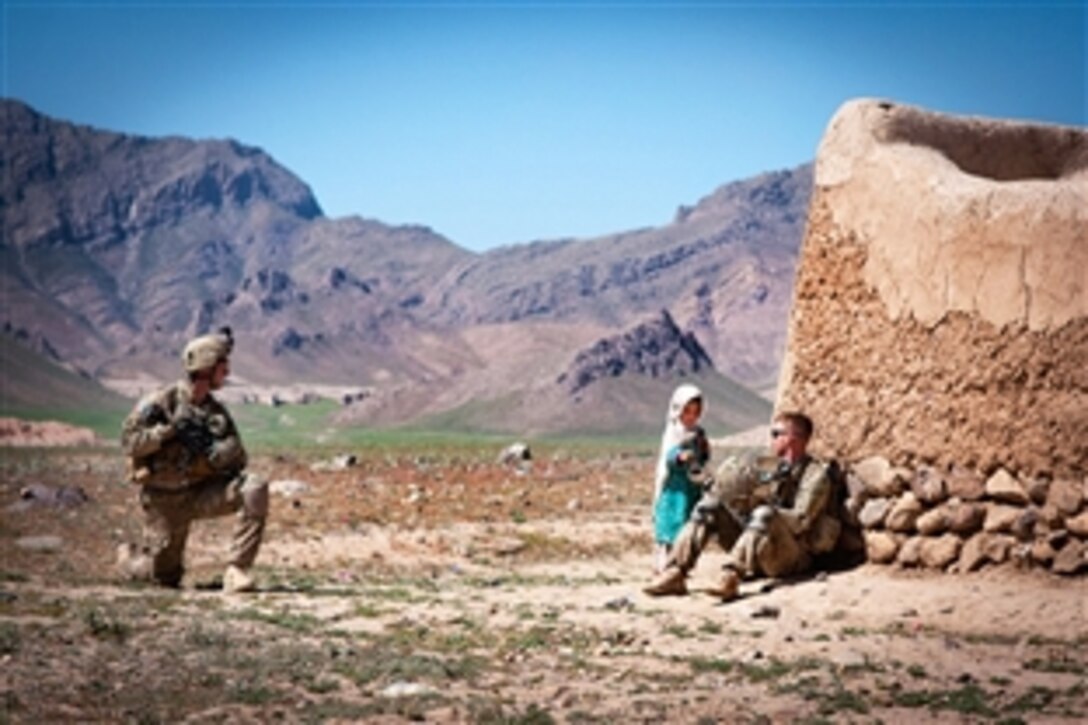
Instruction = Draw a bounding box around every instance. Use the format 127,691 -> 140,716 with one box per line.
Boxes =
1,98 -> 811,434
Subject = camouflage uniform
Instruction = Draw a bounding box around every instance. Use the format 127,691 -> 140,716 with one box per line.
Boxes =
667,452 -> 841,581
120,378 -> 267,587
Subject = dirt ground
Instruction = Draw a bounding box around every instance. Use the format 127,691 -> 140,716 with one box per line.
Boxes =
1,445 -> 1085,723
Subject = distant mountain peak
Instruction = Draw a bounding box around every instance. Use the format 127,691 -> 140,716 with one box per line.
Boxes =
557,309 -> 713,394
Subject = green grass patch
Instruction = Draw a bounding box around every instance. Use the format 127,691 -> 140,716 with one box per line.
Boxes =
893,684 -> 996,717
689,656 -> 735,674
227,606 -> 322,634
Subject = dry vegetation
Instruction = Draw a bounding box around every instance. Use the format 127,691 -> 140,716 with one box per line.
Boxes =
1,445 -> 1085,723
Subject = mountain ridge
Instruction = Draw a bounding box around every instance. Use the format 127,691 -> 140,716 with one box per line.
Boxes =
1,98 -> 808,434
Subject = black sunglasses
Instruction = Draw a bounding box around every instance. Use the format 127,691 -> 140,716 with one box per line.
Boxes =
770,427 -> 788,439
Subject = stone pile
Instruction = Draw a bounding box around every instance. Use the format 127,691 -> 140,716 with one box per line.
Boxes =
843,457 -> 1088,575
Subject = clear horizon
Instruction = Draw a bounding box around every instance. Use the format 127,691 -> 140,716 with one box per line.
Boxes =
3,1 -> 1084,251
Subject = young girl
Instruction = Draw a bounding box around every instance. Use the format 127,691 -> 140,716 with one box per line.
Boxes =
652,383 -> 710,572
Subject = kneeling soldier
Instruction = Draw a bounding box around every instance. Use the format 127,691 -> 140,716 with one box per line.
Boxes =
117,328 -> 268,593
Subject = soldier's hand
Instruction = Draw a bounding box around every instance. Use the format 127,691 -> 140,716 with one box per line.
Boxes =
173,415 -> 214,456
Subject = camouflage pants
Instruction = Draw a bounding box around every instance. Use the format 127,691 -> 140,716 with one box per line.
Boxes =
138,472 -> 268,587
669,502 -> 810,579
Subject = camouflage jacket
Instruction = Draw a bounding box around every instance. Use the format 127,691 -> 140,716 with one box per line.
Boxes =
760,455 -> 840,554
715,453 -> 841,555
121,380 -> 247,490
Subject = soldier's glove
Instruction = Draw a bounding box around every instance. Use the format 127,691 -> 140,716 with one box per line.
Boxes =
172,415 -> 215,457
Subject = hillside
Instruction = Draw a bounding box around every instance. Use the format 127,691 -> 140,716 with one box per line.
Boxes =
0,331 -> 130,434
1,99 -> 809,434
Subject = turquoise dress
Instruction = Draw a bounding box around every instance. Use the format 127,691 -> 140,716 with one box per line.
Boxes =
653,429 -> 709,545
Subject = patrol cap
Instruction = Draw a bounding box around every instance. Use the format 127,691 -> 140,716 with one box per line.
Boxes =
182,327 -> 234,373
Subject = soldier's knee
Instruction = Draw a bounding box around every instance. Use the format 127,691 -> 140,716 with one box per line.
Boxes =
241,474 -> 269,518
748,505 -> 776,533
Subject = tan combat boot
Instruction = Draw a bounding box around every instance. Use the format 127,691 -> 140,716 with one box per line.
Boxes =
643,567 -> 688,596
706,568 -> 741,601
223,565 -> 256,593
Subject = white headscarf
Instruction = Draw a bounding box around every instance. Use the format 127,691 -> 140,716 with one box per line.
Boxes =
653,383 -> 705,503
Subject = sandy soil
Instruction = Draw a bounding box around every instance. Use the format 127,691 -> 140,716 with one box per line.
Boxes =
1,446 -> 1085,723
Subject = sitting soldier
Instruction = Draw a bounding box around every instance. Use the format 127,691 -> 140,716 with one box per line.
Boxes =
645,411 -> 842,601
116,328 -> 268,593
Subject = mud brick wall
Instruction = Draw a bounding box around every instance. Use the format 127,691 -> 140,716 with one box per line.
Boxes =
777,100 -> 1087,574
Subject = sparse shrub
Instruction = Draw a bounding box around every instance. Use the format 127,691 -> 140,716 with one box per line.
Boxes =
689,656 -> 734,674
1024,656 -> 1086,675
83,607 -> 128,642
740,659 -> 792,683
0,622 -> 19,655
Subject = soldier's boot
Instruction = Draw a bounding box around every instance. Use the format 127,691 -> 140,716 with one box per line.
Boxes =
706,568 -> 741,602
223,564 -> 257,594
116,543 -> 152,582
643,567 -> 688,596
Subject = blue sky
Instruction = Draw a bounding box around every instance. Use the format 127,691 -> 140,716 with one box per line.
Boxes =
3,1 -> 1085,251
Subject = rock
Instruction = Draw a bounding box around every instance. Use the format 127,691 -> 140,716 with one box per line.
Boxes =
844,470 -> 868,502
946,501 -> 985,536
269,479 -> 310,497
897,536 -> 923,567
1047,530 -> 1070,549
604,596 -> 635,612
946,468 -> 986,502
983,535 -> 1015,564
886,492 -> 923,533
1052,540 -> 1087,575
858,498 -> 892,529
16,535 -> 63,552
310,454 -> 357,473
750,605 -> 781,619
566,498 -> 581,512
1038,504 -> 1066,529
498,442 -> 532,466
7,484 -> 89,512
1047,479 -> 1084,517
959,534 -> 990,572
865,531 -> 900,564
381,682 -> 437,698
919,534 -> 962,570
1024,477 -> 1051,506
911,465 -> 948,506
1067,511 -> 1088,538
1030,539 -> 1057,564
852,457 -> 904,498
1011,508 -> 1039,542
916,506 -> 950,536
983,504 -> 1022,534
985,468 -> 1029,505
